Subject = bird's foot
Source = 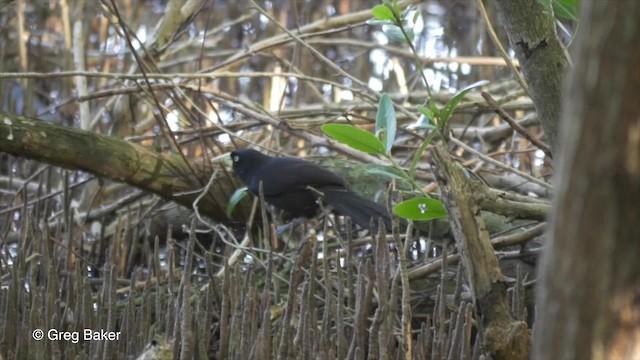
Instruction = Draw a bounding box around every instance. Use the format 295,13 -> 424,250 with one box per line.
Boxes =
276,218 -> 307,236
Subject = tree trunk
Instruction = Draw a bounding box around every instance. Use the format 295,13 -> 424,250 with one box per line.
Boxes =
534,1 -> 640,359
494,0 -> 569,154
431,144 -> 530,360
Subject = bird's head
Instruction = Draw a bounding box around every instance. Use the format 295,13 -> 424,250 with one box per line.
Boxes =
230,148 -> 269,182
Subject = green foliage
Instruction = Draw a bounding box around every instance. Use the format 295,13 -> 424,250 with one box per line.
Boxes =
538,0 -> 579,21
314,4 -> 494,224
375,94 -> 397,153
226,186 -> 249,217
321,93 -> 448,222
393,197 -> 447,221
362,164 -> 406,181
553,0 -> 579,21
416,104 -> 436,124
372,4 -> 395,21
322,124 -> 386,155
368,0 -> 417,43
384,26 -> 415,43
409,130 -> 438,178
439,80 -> 489,127
414,80 -> 488,133
323,94 -> 398,156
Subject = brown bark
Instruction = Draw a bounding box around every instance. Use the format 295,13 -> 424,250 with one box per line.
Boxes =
0,110 -> 245,222
534,1 -> 640,359
431,144 -> 530,360
494,0 -> 569,154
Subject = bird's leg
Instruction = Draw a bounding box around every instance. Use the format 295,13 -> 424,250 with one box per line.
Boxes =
275,217 -> 307,236
307,185 -> 337,227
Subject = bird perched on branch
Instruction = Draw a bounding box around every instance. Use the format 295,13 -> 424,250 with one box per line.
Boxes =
230,148 -> 393,230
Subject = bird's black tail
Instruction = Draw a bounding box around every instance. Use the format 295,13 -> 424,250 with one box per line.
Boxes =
321,187 -> 393,230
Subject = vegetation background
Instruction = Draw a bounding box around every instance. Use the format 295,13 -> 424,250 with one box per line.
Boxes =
0,0 -> 638,359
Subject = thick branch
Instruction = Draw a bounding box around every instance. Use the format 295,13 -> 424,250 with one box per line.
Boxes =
0,110 -> 243,222
494,0 -> 569,154
431,142 -> 530,359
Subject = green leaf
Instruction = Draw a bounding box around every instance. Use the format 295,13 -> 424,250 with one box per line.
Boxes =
417,105 -> 435,120
383,26 -> 408,43
411,9 -> 420,24
401,25 -> 415,42
440,80 -> 489,127
322,124 -> 385,155
372,5 -> 395,21
363,164 -> 407,181
429,101 -> 440,118
375,94 -> 397,153
226,186 -> 249,217
383,0 -> 398,10
553,0 -> 578,21
412,104 -> 439,129
409,130 -> 439,178
391,1 -> 402,16
537,0 -> 579,21
393,197 -> 448,221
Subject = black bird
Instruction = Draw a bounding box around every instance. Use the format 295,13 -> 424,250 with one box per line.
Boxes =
230,148 -> 392,229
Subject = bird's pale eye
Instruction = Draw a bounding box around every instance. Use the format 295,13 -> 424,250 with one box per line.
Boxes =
232,154 -> 240,162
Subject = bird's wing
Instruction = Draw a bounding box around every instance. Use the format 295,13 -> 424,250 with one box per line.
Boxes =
249,157 -> 347,196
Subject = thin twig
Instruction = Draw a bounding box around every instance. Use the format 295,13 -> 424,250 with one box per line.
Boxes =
449,136 -> 552,190
475,0 -> 530,95
482,92 -> 552,158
